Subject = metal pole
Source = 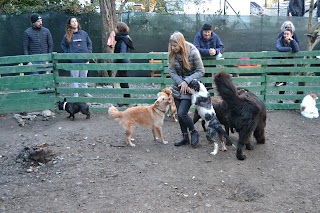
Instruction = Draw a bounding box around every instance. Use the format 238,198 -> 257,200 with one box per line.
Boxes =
278,0 -> 280,16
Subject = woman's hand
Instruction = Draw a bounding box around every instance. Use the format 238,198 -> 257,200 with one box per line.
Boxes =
179,81 -> 188,94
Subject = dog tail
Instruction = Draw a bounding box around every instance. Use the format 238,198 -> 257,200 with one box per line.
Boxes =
214,71 -> 242,107
108,106 -> 123,120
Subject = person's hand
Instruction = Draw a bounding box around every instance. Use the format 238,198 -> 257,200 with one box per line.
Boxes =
186,87 -> 193,94
179,81 -> 188,94
209,48 -> 216,56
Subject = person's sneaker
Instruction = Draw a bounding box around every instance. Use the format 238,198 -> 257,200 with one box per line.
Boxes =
275,82 -> 285,87
73,93 -> 79,97
84,93 -> 93,97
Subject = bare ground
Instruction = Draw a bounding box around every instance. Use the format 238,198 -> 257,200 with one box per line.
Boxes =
0,110 -> 320,213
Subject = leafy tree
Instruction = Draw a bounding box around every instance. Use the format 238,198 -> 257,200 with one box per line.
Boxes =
0,0 -> 96,14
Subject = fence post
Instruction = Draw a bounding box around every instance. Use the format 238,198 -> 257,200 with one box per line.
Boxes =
261,67 -> 267,102
160,53 -> 167,90
51,52 -> 59,103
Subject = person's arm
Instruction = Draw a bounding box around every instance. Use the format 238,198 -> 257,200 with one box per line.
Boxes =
214,34 -> 225,55
22,31 -> 29,55
289,39 -> 300,52
86,32 -> 93,53
193,32 -> 210,56
276,38 -> 291,52
169,61 -> 184,86
120,41 -> 130,63
47,30 -> 54,53
60,36 -> 69,53
183,49 -> 205,84
289,0 -> 297,15
120,41 -> 127,53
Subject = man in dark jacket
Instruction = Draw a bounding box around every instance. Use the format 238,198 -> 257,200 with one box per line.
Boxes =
193,23 -> 224,87
23,13 -> 54,74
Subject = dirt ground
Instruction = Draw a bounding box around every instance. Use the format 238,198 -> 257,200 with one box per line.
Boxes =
0,109 -> 320,213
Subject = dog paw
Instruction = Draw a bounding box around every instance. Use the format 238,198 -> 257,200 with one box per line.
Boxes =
221,146 -> 227,151
245,143 -> 254,150
210,150 -> 218,155
210,144 -> 219,155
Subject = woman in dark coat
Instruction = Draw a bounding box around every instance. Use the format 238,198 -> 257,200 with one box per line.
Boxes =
168,32 -> 205,147
114,22 -> 134,102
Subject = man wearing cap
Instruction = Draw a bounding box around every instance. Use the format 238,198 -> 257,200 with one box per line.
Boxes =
193,23 -> 225,87
23,13 -> 54,74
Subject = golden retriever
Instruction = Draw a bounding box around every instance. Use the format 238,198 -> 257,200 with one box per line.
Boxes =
108,94 -> 171,147
157,87 -> 177,122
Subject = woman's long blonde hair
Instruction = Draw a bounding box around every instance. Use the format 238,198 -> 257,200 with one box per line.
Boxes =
168,32 -> 190,70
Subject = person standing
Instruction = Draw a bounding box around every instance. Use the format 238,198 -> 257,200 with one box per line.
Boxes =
276,28 -> 300,53
23,13 -> 54,74
275,28 -> 300,103
168,32 -> 204,147
277,21 -> 299,44
61,16 -> 93,98
193,23 -> 224,87
113,22 -> 134,104
287,0 -> 305,16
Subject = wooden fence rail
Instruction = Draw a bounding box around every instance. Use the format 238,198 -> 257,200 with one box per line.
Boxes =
1,51 -> 320,113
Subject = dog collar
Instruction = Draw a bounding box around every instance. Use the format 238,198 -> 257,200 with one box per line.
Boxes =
63,102 -> 67,110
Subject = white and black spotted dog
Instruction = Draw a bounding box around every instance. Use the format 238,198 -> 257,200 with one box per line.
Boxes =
188,80 -> 233,155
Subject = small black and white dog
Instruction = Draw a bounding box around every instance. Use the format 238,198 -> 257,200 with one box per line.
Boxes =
188,80 -> 233,155
57,98 -> 91,120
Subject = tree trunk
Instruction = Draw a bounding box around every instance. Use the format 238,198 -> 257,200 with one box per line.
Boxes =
98,0 -> 116,85
307,0 -> 315,50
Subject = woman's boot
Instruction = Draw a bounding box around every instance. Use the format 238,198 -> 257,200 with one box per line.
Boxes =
190,129 -> 199,147
174,133 -> 190,146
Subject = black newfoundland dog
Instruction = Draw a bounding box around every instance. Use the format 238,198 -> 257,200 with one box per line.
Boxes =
214,71 -> 266,160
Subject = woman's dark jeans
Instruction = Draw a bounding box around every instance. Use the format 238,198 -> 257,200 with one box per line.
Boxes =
174,98 -> 195,134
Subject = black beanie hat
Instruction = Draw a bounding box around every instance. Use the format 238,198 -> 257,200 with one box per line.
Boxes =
31,13 -> 41,23
202,23 -> 212,31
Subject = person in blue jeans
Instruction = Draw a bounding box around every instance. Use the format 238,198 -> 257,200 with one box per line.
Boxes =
168,32 -> 204,147
61,16 -> 93,98
23,13 -> 53,75
287,0 -> 305,16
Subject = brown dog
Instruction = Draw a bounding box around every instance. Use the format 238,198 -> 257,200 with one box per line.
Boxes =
158,87 -> 177,122
108,94 -> 171,147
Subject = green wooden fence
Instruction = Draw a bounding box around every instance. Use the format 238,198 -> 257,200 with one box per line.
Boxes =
1,51 -> 320,114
